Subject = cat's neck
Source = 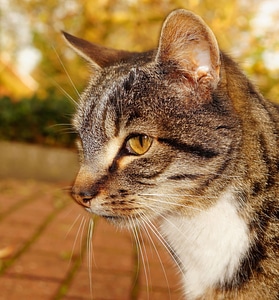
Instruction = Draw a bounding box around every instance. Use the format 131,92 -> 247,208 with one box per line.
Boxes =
160,187 -> 250,300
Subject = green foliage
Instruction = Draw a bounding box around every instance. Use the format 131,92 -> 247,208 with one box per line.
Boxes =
0,95 -> 76,147
1,0 -> 278,148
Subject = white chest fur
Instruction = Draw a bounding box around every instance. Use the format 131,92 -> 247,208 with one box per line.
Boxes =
160,189 -> 250,299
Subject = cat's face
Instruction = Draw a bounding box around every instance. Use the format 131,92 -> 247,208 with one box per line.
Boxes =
68,10 -> 240,227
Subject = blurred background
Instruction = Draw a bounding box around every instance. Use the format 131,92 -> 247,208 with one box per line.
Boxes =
0,1 -> 279,299
1,0 -> 279,150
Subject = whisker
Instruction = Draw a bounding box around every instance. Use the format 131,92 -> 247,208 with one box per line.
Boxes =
52,44 -> 80,99
140,216 -> 172,299
49,76 -> 79,106
139,195 -> 203,213
61,186 -> 73,194
139,192 -> 218,199
79,216 -> 89,260
87,217 -> 95,299
69,215 -> 85,266
66,213 -> 82,239
128,218 -> 141,291
48,123 -> 75,130
138,223 -> 152,290
140,213 -> 185,280
130,218 -> 150,300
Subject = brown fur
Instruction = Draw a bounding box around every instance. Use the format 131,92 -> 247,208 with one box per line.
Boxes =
64,9 -> 279,299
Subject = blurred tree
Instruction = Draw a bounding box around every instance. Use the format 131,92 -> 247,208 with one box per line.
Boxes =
1,0 -> 278,102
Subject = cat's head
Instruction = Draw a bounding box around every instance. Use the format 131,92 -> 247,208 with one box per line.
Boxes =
65,9 -> 239,227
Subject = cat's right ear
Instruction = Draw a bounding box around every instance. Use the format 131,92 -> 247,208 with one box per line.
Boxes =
62,31 -> 134,69
156,9 -> 220,90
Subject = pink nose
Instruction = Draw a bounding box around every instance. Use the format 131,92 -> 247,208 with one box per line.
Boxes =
71,168 -> 97,208
71,189 -> 94,208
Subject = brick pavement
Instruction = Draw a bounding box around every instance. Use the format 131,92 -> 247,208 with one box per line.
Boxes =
0,179 -> 183,300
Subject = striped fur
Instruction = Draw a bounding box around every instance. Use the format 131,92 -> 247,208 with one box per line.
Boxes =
65,9 -> 279,299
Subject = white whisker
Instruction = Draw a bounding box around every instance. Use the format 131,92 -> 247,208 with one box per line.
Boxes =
139,192 -> 218,199
49,76 -> 79,106
139,211 -> 185,280
69,215 -> 86,266
79,216 -> 89,260
140,215 -> 172,299
130,217 -> 150,300
87,217 -> 95,299
52,44 -> 80,99
66,213 -> 82,239
128,217 -> 140,284
138,222 -> 152,289
139,195 -> 204,213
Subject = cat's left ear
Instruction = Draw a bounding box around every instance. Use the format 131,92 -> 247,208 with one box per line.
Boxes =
156,9 -> 220,89
62,31 -> 135,69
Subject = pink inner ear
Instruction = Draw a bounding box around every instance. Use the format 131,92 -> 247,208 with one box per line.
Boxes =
194,45 -> 211,70
156,9 -> 220,87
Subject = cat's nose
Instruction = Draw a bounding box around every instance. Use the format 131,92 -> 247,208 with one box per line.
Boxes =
71,168 -> 97,208
71,189 -> 95,208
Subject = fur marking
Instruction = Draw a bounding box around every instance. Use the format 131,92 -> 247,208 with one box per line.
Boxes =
161,189 -> 250,299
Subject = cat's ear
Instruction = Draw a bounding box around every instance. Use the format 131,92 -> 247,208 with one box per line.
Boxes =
62,31 -> 134,69
156,9 -> 220,89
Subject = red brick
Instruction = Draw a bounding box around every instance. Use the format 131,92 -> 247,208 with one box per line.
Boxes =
92,218 -> 134,254
0,179 -> 184,299
66,268 -> 132,300
0,274 -> 60,300
138,288 -> 183,300
6,249 -> 71,280
30,208 -> 87,256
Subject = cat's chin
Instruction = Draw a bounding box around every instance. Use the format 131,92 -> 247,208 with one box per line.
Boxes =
103,215 -> 124,222
101,214 -> 144,228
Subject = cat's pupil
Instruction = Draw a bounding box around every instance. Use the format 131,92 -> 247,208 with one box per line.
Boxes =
139,135 -> 145,147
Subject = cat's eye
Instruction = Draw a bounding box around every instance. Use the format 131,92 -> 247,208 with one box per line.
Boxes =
126,135 -> 153,155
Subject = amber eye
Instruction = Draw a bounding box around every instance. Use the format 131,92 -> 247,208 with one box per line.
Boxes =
126,135 -> 153,155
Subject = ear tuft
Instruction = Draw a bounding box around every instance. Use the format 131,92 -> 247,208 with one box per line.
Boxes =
156,9 -> 220,89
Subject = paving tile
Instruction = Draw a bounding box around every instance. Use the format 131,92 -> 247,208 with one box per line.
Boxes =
66,268 -> 133,300
0,179 -> 184,300
0,274 -> 60,300
30,205 -> 86,256
92,218 -> 133,254
6,249 -> 71,280
0,218 -> 38,242
138,288 -> 183,300
0,235 -> 26,259
91,247 -> 134,273
62,297 -> 92,300
0,194 -> 26,215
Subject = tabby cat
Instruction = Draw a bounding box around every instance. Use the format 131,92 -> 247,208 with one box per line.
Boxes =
64,9 -> 279,299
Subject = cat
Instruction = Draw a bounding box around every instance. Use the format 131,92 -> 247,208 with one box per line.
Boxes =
63,9 -> 279,300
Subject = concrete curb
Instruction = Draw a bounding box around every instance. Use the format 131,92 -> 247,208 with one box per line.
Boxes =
0,141 -> 79,182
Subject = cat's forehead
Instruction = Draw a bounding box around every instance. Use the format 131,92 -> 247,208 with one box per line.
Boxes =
74,61 -> 195,145
77,68 -> 154,126
97,63 -> 186,110
82,65 -> 155,113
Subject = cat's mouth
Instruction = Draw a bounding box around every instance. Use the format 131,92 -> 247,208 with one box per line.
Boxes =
101,214 -> 131,227
100,213 -> 144,227
85,206 -> 146,226
103,215 -> 124,221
